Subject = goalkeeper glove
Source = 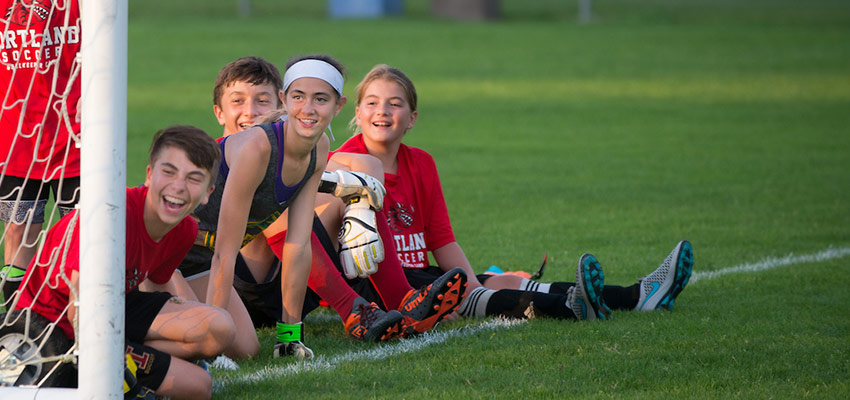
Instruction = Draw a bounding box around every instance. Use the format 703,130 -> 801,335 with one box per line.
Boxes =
319,170 -> 386,210
338,198 -> 384,279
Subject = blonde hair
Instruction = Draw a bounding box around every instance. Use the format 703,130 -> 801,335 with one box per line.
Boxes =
258,109 -> 287,125
348,64 -> 418,133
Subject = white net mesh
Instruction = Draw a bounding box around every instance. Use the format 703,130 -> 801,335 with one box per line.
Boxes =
1,0 -> 81,387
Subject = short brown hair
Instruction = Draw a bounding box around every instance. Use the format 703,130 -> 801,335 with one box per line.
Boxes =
213,56 -> 283,107
150,125 -> 221,181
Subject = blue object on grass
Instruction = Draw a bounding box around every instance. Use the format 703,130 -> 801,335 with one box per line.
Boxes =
486,265 -> 504,274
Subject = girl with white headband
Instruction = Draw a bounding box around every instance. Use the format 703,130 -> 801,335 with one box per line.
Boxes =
179,54 -> 348,359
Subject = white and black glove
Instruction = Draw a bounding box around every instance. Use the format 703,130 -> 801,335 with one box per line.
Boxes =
320,170 -> 386,211
338,197 -> 384,279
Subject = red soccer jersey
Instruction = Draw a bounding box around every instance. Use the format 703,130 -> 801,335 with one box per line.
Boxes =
1,0 -> 82,178
335,134 -> 455,269
15,186 -> 197,339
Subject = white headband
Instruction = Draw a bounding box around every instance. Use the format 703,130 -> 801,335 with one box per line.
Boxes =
283,59 -> 344,97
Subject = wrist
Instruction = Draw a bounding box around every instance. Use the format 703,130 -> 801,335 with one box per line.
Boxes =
276,321 -> 305,343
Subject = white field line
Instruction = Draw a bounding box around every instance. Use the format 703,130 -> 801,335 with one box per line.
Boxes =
213,318 -> 526,391
688,245 -> 850,285
213,245 -> 850,391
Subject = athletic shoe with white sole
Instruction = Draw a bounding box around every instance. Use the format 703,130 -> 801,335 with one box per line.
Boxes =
635,240 -> 694,311
568,254 -> 612,320
210,355 -> 239,371
399,267 -> 468,336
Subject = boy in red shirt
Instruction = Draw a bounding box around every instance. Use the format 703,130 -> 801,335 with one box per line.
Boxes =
11,126 -> 234,399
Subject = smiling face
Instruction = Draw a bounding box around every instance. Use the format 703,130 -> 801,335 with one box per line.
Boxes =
283,77 -> 346,141
214,80 -> 282,136
355,78 -> 417,146
144,146 -> 214,237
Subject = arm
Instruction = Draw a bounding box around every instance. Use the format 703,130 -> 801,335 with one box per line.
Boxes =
431,242 -> 483,290
67,270 -> 80,330
321,146 -> 385,210
206,129 -> 269,310
277,140 -> 329,323
327,152 -> 384,185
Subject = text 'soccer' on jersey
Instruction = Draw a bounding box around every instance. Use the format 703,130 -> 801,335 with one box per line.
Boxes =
1,0 -> 80,69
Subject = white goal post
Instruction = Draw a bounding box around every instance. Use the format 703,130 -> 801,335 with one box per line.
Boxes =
0,0 -> 126,398
77,0 -> 127,398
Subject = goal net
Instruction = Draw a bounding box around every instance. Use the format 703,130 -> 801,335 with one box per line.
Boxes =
1,0 -> 126,398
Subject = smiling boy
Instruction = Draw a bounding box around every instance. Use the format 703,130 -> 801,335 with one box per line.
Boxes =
12,126 -> 234,399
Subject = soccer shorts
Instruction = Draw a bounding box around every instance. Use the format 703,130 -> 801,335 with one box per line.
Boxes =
232,252 -> 322,328
125,290 -> 173,392
0,176 -> 80,223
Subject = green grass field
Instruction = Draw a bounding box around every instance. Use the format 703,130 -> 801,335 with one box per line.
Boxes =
116,0 -> 850,397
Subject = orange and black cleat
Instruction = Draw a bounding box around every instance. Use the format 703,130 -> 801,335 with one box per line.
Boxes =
344,297 -> 405,342
398,267 -> 468,336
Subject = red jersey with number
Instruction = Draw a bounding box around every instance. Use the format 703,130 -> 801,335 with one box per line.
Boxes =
335,134 -> 455,269
1,0 -> 81,178
15,186 -> 197,339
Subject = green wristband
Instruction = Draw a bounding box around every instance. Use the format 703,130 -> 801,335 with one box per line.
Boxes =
276,322 -> 304,343
1,265 -> 26,279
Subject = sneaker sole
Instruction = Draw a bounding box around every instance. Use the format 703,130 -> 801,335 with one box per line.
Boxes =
403,268 -> 468,336
368,310 -> 406,342
577,254 -> 612,320
658,240 -> 693,311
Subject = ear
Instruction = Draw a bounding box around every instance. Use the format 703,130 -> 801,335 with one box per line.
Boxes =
407,109 -> 418,131
354,105 -> 362,128
334,96 -> 347,116
213,105 -> 226,126
200,183 -> 215,206
144,164 -> 153,187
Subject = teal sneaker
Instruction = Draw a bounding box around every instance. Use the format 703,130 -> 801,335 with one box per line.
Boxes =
636,240 -> 694,311
568,254 -> 612,320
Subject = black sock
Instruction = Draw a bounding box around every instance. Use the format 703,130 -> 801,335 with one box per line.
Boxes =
546,281 -> 639,311
602,284 -> 639,310
485,289 -> 576,320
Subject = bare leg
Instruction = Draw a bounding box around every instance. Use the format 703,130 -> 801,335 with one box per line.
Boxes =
186,275 -> 260,359
240,234 -> 277,283
3,221 -> 41,268
482,274 -> 526,290
155,356 -> 213,400
144,296 -> 235,360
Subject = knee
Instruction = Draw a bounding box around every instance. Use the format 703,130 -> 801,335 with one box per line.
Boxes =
5,220 -> 37,237
198,309 -> 236,359
225,324 -> 260,360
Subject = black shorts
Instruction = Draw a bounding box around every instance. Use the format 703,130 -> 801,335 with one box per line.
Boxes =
125,341 -> 171,392
125,290 -> 172,343
233,253 -> 282,328
177,245 -> 214,280
125,290 -> 173,392
232,252 -> 324,328
0,176 -> 80,223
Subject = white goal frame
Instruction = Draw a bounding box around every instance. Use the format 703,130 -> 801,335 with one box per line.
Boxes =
1,0 -> 127,399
